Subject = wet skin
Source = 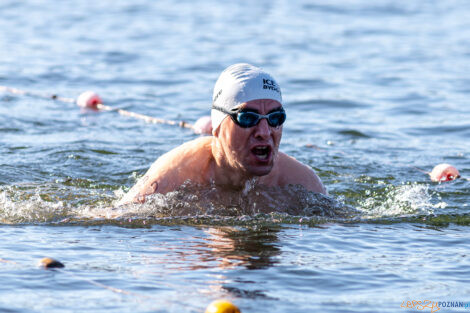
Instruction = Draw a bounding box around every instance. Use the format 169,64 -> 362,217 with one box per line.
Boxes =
119,99 -> 326,205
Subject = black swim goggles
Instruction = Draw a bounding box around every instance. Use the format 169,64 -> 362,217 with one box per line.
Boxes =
212,105 -> 286,128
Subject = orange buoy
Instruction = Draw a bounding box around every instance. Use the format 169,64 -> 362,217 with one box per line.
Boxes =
39,257 -> 65,269
205,300 -> 241,313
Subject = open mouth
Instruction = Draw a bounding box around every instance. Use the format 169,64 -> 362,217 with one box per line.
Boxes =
251,145 -> 272,161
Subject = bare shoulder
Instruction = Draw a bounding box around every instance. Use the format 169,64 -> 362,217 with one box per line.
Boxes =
149,136 -> 212,173
275,152 -> 327,195
118,137 -> 213,205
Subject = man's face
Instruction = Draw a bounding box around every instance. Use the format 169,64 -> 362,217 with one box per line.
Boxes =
216,99 -> 283,177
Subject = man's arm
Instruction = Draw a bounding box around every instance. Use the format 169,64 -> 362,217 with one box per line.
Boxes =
117,145 -> 188,206
118,137 -> 213,205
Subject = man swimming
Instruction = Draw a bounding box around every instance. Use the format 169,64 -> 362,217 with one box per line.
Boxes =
118,63 -> 326,205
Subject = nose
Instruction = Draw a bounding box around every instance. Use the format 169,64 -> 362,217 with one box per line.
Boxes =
253,118 -> 271,140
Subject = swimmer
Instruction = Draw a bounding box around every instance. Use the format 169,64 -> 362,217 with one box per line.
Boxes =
118,63 -> 326,205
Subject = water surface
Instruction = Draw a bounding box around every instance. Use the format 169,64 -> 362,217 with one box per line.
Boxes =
1,0 -> 469,312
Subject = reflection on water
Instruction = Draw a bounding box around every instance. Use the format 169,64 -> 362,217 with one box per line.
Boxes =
143,225 -> 283,301
202,226 -> 281,270
149,226 -> 281,270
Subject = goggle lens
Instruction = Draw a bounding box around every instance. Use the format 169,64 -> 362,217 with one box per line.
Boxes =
236,110 -> 286,128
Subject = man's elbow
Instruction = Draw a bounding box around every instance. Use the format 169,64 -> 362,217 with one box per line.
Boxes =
118,179 -> 162,206
309,181 -> 327,195
306,172 -> 327,195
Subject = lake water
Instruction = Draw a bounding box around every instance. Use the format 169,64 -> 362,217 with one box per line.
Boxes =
1,0 -> 469,312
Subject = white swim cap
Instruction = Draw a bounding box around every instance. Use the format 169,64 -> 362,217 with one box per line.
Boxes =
211,63 -> 282,132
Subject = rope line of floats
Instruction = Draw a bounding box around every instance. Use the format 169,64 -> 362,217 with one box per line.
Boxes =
0,85 -> 195,130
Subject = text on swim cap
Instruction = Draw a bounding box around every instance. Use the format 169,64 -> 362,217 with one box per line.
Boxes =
263,79 -> 280,93
213,89 -> 222,103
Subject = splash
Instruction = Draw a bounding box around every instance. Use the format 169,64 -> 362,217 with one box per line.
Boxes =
0,181 -> 116,224
1,180 -> 468,227
0,186 -> 69,224
0,180 -> 355,225
358,182 -> 444,218
117,180 -> 357,219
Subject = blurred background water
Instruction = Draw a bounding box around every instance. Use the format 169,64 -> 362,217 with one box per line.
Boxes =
1,0 -> 469,312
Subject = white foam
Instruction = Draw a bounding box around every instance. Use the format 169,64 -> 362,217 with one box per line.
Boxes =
358,183 -> 444,217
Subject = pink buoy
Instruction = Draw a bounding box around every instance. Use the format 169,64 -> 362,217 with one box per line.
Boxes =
429,163 -> 460,182
193,115 -> 212,135
76,91 -> 102,109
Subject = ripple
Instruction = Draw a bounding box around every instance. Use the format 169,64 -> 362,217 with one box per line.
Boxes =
103,51 -> 140,64
287,78 -> 337,89
338,129 -> 371,138
0,127 -> 22,133
90,149 -> 118,155
404,124 -> 470,137
289,99 -> 370,109
303,2 -> 419,16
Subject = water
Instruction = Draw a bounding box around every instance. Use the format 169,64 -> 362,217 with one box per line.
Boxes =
1,0 -> 469,312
